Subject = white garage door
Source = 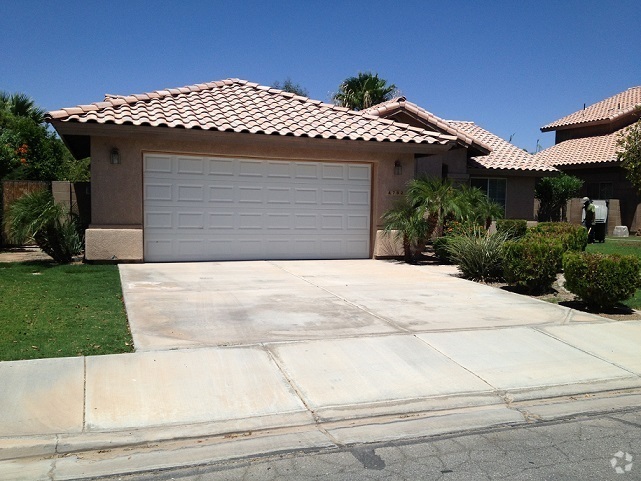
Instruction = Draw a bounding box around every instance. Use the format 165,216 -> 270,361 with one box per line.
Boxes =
143,154 -> 371,262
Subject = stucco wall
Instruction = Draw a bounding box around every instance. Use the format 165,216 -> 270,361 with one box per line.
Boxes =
86,127 -> 435,260
416,148 -> 469,182
505,176 -> 537,220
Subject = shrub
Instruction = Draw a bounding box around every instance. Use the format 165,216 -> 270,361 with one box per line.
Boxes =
434,221 -> 484,264
527,222 -> 588,252
446,230 -> 508,282
503,236 -> 564,294
563,252 -> 641,310
432,236 -> 453,263
5,190 -> 83,263
496,219 -> 527,240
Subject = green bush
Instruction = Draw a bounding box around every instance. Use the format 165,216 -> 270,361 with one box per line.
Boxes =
496,219 -> 527,240
432,236 -> 453,263
527,222 -> 588,252
433,221 -> 484,264
563,252 -> 641,310
5,190 -> 83,263
503,236 -> 564,294
446,230 -> 507,282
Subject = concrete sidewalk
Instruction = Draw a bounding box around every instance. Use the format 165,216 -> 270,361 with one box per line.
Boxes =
2,261 -> 641,480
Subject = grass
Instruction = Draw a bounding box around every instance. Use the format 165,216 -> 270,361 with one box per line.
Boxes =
586,236 -> 641,310
0,261 -> 133,361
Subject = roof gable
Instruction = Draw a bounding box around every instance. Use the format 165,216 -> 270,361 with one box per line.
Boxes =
449,121 -> 557,172
541,86 -> 641,132
362,97 -> 491,155
533,126 -> 629,167
46,79 -> 456,147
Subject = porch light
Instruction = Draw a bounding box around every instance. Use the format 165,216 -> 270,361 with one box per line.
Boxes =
394,160 -> 402,175
110,148 -> 121,165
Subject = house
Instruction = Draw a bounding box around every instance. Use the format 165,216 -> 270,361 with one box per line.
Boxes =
536,86 -> 641,231
47,79 -> 461,262
363,98 -> 557,219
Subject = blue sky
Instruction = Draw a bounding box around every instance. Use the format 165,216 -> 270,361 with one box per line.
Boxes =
2,0 -> 639,152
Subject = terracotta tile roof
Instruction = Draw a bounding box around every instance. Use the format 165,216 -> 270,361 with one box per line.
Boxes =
46,79 -> 456,146
541,86 -> 641,131
448,121 -> 558,172
362,97 -> 492,154
533,127 -> 627,167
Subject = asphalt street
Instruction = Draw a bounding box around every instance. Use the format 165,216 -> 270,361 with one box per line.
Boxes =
89,408 -> 641,481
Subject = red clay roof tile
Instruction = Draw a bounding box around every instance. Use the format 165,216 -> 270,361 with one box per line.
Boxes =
533,127 -> 628,167
47,79 -> 455,147
542,86 -> 641,131
449,121 -> 557,172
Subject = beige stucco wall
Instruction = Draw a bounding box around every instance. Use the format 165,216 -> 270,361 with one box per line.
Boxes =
416,148 -> 469,182
81,126 -> 445,260
85,228 -> 143,261
505,176 -> 537,220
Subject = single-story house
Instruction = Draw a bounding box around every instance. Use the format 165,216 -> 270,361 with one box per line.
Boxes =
47,79 -> 464,262
535,86 -> 641,231
363,98 -> 558,219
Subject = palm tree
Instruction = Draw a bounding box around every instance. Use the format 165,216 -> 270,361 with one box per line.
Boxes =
406,177 -> 463,238
381,197 -> 434,263
456,185 -> 504,229
332,72 -> 397,110
0,91 -> 45,124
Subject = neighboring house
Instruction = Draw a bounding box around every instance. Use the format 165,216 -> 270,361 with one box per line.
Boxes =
363,98 -> 557,219
47,79 -> 459,262
536,86 -> 641,231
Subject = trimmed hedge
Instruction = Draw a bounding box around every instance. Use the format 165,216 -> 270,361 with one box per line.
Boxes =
563,252 -> 641,310
527,222 -> 588,252
503,236 -> 564,294
496,219 -> 528,240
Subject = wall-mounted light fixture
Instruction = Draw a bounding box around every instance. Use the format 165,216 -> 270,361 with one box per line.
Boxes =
394,160 -> 402,176
110,148 -> 121,165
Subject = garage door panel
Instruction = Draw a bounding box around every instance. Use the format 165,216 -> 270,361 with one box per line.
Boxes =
177,185 -> 204,202
177,156 -> 204,174
208,158 -> 235,176
144,155 -> 371,261
146,155 -> 173,173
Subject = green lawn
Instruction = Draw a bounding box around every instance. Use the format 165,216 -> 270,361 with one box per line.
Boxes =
586,236 -> 641,310
0,262 -> 133,361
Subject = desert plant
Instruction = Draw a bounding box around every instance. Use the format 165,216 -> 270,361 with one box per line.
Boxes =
382,197 -> 434,263
5,190 -> 83,263
407,177 -> 464,238
563,252 -> 641,310
503,236 -> 564,294
496,219 -> 528,240
446,229 -> 508,282
456,185 -> 504,229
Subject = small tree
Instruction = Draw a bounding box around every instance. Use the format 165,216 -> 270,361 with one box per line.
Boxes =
535,174 -> 583,221
272,78 -> 309,97
618,118 -> 641,193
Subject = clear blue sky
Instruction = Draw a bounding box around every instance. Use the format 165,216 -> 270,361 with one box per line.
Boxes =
2,0 -> 639,152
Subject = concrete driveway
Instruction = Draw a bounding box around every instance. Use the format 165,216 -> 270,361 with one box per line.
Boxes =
119,260 -> 605,351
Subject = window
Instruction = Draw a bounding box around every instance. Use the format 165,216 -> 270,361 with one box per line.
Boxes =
586,182 -> 613,200
470,178 -> 507,213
